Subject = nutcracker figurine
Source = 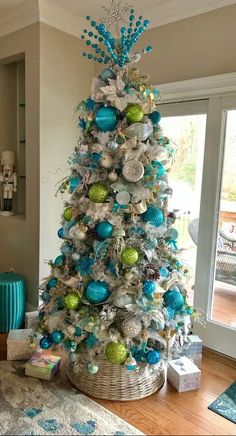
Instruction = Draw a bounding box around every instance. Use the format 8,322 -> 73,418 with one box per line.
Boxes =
0,150 -> 17,215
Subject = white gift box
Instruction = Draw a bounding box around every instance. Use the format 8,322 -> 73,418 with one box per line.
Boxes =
180,335 -> 202,368
167,356 -> 201,392
25,311 -> 39,329
7,329 -> 40,361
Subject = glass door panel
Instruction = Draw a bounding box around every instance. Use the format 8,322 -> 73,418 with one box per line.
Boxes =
211,110 -> 236,328
161,114 -> 207,302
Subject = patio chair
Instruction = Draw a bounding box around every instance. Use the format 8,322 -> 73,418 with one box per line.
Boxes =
188,218 -> 236,286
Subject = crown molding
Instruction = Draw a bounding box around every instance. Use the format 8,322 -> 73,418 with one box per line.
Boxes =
148,0 -> 236,28
0,0 -> 235,39
0,0 -> 39,38
157,72 -> 236,102
39,0 -> 87,38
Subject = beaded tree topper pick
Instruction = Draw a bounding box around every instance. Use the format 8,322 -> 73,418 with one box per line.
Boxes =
81,2 -> 152,68
100,0 -> 133,34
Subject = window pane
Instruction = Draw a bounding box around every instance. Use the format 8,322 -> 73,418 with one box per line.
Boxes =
162,115 -> 207,304
212,110 -> 236,328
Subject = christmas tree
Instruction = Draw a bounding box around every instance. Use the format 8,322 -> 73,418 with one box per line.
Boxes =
35,5 -> 194,377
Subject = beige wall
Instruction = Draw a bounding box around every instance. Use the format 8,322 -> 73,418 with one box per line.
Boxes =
0,63 -> 17,154
0,24 -> 40,307
96,5 -> 236,85
39,23 -> 95,280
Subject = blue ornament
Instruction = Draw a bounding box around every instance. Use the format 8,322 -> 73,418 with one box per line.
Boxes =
166,227 -> 178,240
143,281 -> 157,296
147,349 -> 160,364
57,228 -> 64,239
95,106 -> 118,132
54,255 -> 64,266
96,221 -> 113,239
47,278 -> 57,290
56,296 -> 64,310
51,330 -> 64,344
149,111 -> 161,125
152,161 -> 165,178
41,290 -> 51,303
85,333 -> 97,348
100,68 -> 115,82
85,280 -> 110,304
75,326 -> 82,336
159,267 -> 169,278
141,206 -> 164,227
61,243 -> 72,255
69,175 -> 81,193
40,336 -> 52,350
163,290 -> 185,311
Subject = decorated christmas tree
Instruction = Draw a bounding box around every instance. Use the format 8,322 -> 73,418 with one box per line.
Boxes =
35,3 -> 195,390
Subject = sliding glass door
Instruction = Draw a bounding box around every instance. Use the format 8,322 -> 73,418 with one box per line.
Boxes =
160,96 -> 236,358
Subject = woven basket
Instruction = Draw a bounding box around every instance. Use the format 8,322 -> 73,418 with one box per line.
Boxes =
67,356 -> 165,401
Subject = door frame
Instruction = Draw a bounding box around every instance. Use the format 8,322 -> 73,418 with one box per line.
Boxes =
157,73 -> 236,358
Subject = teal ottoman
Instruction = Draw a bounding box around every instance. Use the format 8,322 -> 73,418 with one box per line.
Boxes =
0,272 -> 26,332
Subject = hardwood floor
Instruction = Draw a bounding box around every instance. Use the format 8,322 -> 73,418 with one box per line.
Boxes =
0,335 -> 235,435
97,349 -> 236,435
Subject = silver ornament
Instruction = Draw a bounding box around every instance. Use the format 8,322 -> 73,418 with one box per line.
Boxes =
69,352 -> 78,362
72,252 -> 81,262
122,160 -> 144,183
116,191 -> 130,205
67,325 -> 76,335
87,362 -> 99,374
121,317 -> 142,339
125,122 -> 153,141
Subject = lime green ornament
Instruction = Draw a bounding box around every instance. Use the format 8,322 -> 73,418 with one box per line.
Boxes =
125,104 -> 144,124
105,341 -> 128,364
88,183 -> 109,203
63,207 -> 72,221
64,291 -> 81,310
121,248 -> 139,266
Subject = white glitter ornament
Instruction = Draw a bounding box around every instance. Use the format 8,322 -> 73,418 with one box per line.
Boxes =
72,252 -> 81,262
122,160 -> 144,182
108,171 -> 118,182
101,153 -> 113,168
121,317 -> 142,339
87,362 -> 99,374
125,122 -> 153,141
67,325 -> 76,335
116,191 -> 130,205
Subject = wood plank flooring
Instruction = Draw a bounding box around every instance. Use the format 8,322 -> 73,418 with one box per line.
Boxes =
97,349 -> 236,435
0,335 -> 235,435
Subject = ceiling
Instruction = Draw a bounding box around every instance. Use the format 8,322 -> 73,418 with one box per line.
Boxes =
0,0 -> 235,38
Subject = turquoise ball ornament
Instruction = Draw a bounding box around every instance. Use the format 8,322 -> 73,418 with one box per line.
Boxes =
85,281 -> 110,304
40,336 -> 52,350
57,228 -> 64,239
54,255 -> 64,266
51,330 -> 64,344
100,68 -> 115,82
143,280 -> 157,296
47,278 -> 57,290
96,221 -> 113,239
147,349 -> 160,364
41,290 -> 51,303
141,206 -> 164,227
163,289 -> 185,311
149,111 -> 161,125
121,248 -> 139,266
95,106 -> 118,132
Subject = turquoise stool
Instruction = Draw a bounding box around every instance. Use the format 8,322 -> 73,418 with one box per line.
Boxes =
0,272 -> 26,332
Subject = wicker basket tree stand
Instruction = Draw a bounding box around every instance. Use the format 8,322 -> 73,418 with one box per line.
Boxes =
67,356 -> 165,401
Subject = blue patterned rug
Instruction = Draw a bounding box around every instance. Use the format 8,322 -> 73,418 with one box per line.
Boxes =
208,381 -> 236,424
0,361 -> 143,435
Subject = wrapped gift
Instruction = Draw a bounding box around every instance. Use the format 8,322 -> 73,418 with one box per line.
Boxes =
180,335 -> 202,368
167,356 -> 201,392
25,353 -> 61,380
7,329 -> 40,361
25,311 -> 38,329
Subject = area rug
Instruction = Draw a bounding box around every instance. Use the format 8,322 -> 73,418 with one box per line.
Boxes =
0,361 -> 143,435
208,381 -> 236,424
